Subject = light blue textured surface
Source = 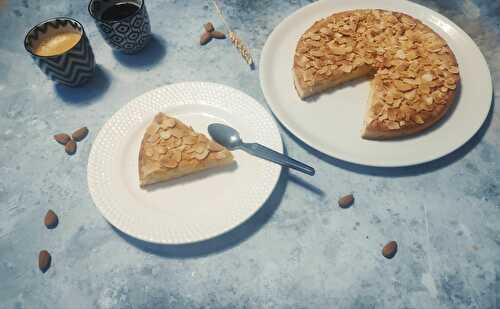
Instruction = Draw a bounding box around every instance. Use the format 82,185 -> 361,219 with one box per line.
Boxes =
1,0 -> 499,308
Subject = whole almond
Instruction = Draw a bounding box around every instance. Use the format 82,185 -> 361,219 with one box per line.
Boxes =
338,194 -> 354,208
44,210 -> 58,229
54,133 -> 70,145
38,250 -> 51,273
211,31 -> 226,39
200,32 -> 212,45
65,140 -> 77,155
72,127 -> 89,142
204,22 -> 215,33
382,241 -> 398,259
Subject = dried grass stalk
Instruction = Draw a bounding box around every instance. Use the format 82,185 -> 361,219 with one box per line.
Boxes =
228,31 -> 254,66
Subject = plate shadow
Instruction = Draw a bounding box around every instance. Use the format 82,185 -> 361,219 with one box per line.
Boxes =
112,34 -> 167,69
286,94 -> 494,177
54,64 -> 111,104
112,168 -> 289,258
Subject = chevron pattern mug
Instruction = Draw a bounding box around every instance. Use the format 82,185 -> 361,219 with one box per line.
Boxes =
24,18 -> 95,87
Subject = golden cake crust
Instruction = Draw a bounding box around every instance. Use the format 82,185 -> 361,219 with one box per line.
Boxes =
292,9 -> 460,139
139,113 -> 234,187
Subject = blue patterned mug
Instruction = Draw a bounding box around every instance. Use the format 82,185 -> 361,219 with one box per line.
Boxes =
24,18 -> 96,87
88,0 -> 151,54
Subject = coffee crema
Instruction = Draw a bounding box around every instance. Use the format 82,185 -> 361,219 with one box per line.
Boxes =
33,32 -> 81,57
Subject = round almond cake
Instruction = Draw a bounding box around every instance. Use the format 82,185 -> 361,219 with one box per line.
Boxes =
292,9 -> 460,139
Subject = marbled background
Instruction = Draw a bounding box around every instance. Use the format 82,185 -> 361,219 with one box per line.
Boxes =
0,0 -> 499,308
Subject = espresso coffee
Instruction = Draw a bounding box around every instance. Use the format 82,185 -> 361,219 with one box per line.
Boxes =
33,32 -> 81,57
101,2 -> 140,21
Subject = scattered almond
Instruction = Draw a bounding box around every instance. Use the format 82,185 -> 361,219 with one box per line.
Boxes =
211,31 -> 226,39
72,127 -> 89,142
65,140 -> 77,155
338,194 -> 354,208
54,133 -> 70,145
44,210 -> 58,229
382,241 -> 398,259
200,32 -> 212,45
204,22 -> 215,33
38,250 -> 51,273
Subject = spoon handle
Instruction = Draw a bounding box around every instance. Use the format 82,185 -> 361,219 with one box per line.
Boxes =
240,143 -> 315,176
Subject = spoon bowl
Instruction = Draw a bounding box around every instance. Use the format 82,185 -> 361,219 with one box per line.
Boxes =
208,123 -> 243,150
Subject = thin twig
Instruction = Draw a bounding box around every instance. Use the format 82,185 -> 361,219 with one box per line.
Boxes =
209,0 -> 254,67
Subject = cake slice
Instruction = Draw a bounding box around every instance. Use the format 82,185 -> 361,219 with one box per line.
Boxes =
139,113 -> 234,187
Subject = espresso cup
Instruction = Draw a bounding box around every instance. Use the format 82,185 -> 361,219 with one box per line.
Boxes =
24,18 -> 96,87
88,0 -> 151,54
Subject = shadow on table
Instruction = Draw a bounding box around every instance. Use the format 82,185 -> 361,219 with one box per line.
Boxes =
113,168 -> 289,258
54,65 -> 111,104
112,35 -> 167,69
288,95 -> 495,178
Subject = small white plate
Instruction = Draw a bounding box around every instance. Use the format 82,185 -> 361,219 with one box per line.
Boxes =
260,0 -> 492,167
87,82 -> 282,244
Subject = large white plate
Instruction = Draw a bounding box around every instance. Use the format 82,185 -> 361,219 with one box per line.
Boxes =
260,0 -> 492,167
87,82 -> 282,244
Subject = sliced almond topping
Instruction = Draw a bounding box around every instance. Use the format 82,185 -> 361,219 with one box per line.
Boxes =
170,128 -> 185,138
194,149 -> 209,160
159,130 -> 172,140
422,73 -> 434,82
414,115 -> 425,124
171,150 -> 182,162
394,80 -> 414,92
395,50 -> 405,59
160,118 -> 176,129
160,158 -> 178,169
448,66 -> 459,74
193,143 -> 207,154
147,134 -> 159,144
423,96 -> 434,105
183,135 -> 198,145
208,142 -> 224,152
215,151 -> 227,160
310,50 -> 324,57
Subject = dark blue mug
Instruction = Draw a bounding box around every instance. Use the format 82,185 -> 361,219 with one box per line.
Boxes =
24,18 -> 96,87
88,0 -> 152,54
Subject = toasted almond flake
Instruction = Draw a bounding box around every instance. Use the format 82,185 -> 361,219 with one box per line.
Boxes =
340,64 -> 353,73
422,73 -> 434,82
209,142 -> 224,152
310,50 -> 324,57
421,95 -> 433,105
414,115 -> 425,124
160,118 -> 176,129
394,80 -> 414,92
193,143 -> 207,154
448,66 -> 459,74
183,135 -> 198,145
311,34 -> 321,41
395,50 -> 405,59
215,151 -> 227,160
147,134 -> 159,143
159,131 -> 172,140
170,128 -> 185,138
160,158 -> 178,168
194,149 -> 209,160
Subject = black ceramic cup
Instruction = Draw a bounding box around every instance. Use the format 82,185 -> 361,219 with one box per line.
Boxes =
24,18 -> 96,87
88,0 -> 152,54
